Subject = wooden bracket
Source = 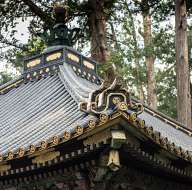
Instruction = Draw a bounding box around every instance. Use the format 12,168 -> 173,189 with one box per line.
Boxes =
111,130 -> 126,149
32,151 -> 60,164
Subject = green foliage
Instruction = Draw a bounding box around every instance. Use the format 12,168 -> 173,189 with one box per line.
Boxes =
5,37 -> 46,69
0,71 -> 13,85
187,0 -> 192,14
156,68 -> 177,118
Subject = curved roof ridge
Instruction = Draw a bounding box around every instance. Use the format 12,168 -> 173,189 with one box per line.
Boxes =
58,63 -> 100,103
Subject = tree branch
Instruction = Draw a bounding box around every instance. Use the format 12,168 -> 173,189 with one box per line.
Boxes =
20,0 -> 53,25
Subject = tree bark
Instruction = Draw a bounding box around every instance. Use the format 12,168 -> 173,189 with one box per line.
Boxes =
142,2 -> 157,109
175,0 -> 191,128
88,0 -> 109,64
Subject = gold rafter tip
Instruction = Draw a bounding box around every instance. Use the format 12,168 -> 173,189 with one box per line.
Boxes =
88,120 -> 96,129
167,142 -> 175,152
100,113 -> 109,123
18,148 -> 25,157
118,102 -> 128,111
7,151 -> 14,160
64,131 -> 71,140
138,119 -> 145,128
145,126 -> 153,136
52,136 -> 59,145
129,113 -> 137,122
29,145 -> 36,154
41,141 -> 47,150
175,147 -> 182,156
160,137 -> 168,149
76,126 -> 84,135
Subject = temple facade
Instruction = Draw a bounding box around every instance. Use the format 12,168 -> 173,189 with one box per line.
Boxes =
0,45 -> 192,190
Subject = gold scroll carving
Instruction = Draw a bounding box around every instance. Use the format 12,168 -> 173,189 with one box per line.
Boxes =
83,60 -> 95,70
27,59 -> 41,68
67,53 -> 80,63
46,52 -> 62,62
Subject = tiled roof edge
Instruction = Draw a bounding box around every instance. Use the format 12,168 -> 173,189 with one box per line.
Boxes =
0,76 -> 24,95
132,98 -> 192,135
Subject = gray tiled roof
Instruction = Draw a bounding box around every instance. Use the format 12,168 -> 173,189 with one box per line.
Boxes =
138,110 -> 192,152
0,62 -> 98,155
1,56 -> 192,157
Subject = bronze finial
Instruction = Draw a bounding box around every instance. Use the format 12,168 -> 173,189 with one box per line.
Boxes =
39,1 -> 80,47
53,2 -> 69,23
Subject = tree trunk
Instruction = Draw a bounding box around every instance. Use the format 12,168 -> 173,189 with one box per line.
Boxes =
88,0 -> 109,64
175,0 -> 191,128
142,3 -> 157,109
128,6 -> 145,103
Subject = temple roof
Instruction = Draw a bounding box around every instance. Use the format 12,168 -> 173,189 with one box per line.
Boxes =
0,46 -> 100,159
0,46 -> 192,180
0,63 -> 98,155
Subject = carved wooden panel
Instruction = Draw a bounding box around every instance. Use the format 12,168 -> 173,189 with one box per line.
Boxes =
106,167 -> 191,190
3,167 -> 191,190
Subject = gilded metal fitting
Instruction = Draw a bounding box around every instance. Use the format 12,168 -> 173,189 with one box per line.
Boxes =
64,131 -> 71,140
41,141 -> 47,150
29,144 -> 36,154
7,151 -> 14,160
88,120 -> 96,129
100,113 -> 109,123
52,136 -> 59,145
18,148 -> 25,157
76,126 -> 83,135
